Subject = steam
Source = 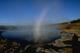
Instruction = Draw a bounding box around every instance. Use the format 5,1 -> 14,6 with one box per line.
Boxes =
33,0 -> 64,42
34,7 -> 48,42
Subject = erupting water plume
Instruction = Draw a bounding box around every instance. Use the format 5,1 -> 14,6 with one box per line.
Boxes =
34,8 -> 48,42
33,0 -> 64,42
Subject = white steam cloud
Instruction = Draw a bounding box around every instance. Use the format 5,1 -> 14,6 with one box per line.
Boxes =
33,0 -> 66,42
34,7 -> 48,42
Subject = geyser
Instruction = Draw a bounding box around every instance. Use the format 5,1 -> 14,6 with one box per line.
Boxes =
34,8 -> 48,42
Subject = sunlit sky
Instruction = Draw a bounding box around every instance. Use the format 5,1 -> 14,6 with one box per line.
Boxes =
0,0 -> 80,25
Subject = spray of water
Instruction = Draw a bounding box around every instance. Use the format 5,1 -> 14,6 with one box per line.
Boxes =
33,0 -> 61,42
33,0 -> 67,42
34,7 -> 48,42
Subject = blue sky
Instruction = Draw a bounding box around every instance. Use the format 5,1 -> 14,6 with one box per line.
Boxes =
0,0 -> 80,25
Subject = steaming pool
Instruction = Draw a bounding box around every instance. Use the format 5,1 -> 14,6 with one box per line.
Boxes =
2,28 -> 61,42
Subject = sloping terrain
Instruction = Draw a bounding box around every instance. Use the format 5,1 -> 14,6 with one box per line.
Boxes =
59,19 -> 80,35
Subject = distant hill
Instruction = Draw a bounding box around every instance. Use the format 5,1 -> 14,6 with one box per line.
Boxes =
42,19 -> 80,30
0,25 -> 17,31
58,19 -> 80,35
70,19 -> 80,23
